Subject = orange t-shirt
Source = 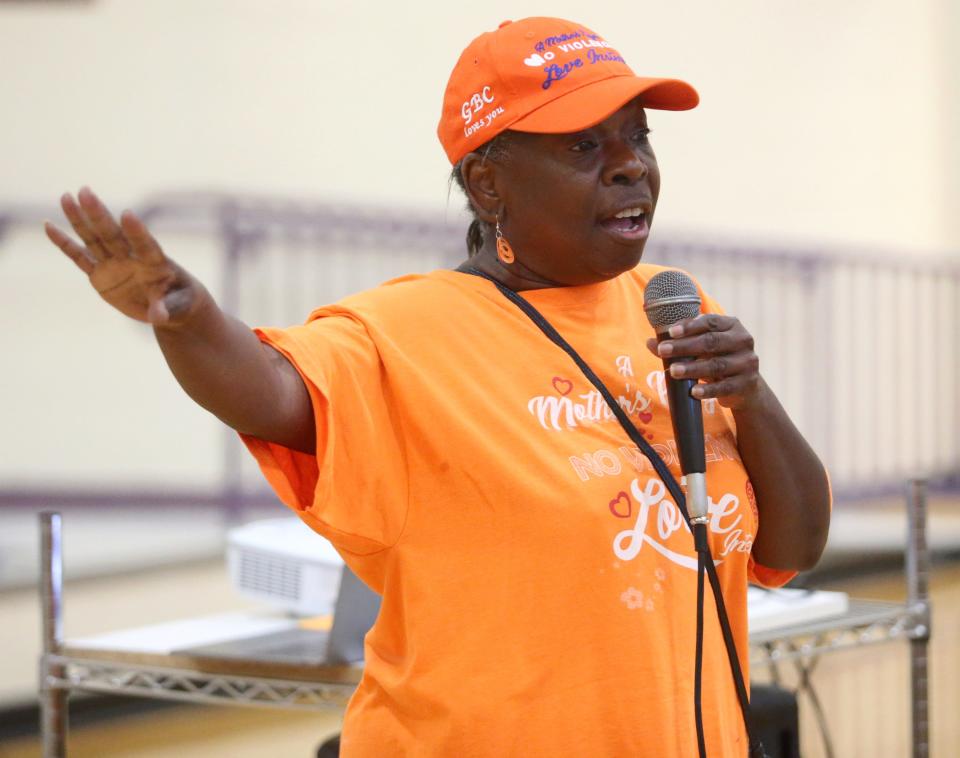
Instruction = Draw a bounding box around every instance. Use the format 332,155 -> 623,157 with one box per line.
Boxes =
242,265 -> 794,757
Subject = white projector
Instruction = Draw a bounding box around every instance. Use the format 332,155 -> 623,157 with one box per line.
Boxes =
227,516 -> 345,617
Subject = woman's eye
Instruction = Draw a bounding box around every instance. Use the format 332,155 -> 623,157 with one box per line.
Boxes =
570,139 -> 597,153
633,128 -> 652,143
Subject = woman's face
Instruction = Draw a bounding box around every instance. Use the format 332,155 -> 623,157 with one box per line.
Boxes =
494,98 -> 660,286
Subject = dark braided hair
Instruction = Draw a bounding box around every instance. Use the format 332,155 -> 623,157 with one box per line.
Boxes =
449,132 -> 513,256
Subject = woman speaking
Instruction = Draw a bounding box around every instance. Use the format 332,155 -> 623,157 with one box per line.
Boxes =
44,16 -> 831,758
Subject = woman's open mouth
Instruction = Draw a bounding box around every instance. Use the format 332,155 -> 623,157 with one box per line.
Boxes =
599,207 -> 649,241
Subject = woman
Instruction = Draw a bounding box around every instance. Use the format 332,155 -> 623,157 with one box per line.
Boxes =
44,16 -> 830,758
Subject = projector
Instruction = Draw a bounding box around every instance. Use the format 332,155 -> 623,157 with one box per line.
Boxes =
227,516 -> 345,617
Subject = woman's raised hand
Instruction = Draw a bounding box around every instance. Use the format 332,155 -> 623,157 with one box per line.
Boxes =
45,187 -> 205,327
44,186 -> 314,452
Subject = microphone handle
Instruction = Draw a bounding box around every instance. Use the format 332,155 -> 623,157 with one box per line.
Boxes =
662,357 -> 707,476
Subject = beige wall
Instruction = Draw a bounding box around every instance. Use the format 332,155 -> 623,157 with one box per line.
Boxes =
938,0 -> 960,246
1,0 -> 955,250
0,0 -> 956,488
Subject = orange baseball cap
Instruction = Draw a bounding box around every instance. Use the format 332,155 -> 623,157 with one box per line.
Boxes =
438,17 -> 699,165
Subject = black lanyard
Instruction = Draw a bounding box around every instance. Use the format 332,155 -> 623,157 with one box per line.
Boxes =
461,266 -> 766,758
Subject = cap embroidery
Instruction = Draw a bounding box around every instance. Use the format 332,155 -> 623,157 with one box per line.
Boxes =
542,59 -> 583,90
461,86 -> 505,138
523,52 -> 556,67
534,29 -> 588,54
587,49 -> 625,65
461,85 -> 495,124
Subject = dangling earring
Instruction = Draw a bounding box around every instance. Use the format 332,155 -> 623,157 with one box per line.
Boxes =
495,217 -> 515,264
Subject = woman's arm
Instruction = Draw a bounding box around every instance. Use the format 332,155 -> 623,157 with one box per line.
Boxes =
45,187 -> 315,453
646,314 -> 831,571
727,377 -> 830,569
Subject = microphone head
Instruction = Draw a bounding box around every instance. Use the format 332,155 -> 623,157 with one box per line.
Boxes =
643,270 -> 701,331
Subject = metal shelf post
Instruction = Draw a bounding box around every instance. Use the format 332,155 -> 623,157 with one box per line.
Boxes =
907,480 -> 931,758
40,511 -> 67,758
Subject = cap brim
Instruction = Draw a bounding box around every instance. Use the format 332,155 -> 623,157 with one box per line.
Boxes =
509,76 -> 699,134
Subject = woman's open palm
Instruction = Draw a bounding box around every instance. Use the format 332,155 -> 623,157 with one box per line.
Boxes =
45,187 -> 201,326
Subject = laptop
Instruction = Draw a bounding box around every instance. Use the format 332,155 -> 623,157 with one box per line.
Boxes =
177,566 -> 381,666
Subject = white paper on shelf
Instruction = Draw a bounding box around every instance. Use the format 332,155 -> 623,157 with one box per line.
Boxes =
67,612 -> 298,655
747,587 -> 850,634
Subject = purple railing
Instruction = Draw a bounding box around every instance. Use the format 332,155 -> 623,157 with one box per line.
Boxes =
2,192 -> 957,511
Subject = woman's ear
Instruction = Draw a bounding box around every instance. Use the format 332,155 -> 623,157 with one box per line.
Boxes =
459,152 -> 501,224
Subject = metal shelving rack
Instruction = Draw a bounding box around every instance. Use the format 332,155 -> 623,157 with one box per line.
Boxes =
39,655 -> 356,711
747,480 -> 932,757
38,481 -> 932,758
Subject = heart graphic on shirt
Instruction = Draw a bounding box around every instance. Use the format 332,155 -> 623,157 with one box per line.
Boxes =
552,376 -> 573,395
608,491 -> 632,518
523,53 -> 546,66
639,411 -> 653,424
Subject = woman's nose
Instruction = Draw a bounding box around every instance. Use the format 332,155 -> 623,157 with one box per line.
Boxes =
602,142 -> 649,185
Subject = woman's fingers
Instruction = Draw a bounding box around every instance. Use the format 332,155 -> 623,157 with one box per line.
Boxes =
60,192 -> 110,261
668,351 -> 759,381
119,209 -> 165,265
52,189 -> 167,267
657,315 -> 751,359
651,313 -> 763,408
44,221 -> 95,275
690,375 -> 759,401
77,187 -> 129,258
666,313 -> 736,340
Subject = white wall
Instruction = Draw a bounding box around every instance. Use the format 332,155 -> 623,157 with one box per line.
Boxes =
1,0 -> 955,250
938,0 -> 960,246
0,0 -> 956,490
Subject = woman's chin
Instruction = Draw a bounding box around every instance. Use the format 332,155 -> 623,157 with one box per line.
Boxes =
595,242 -> 647,278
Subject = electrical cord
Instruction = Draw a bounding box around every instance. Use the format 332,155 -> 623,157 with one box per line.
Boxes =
694,532 -> 708,757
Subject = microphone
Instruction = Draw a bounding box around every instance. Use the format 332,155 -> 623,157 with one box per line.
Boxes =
643,270 -> 708,525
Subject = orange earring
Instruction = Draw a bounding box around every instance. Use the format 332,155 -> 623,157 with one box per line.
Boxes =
495,218 -> 515,264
